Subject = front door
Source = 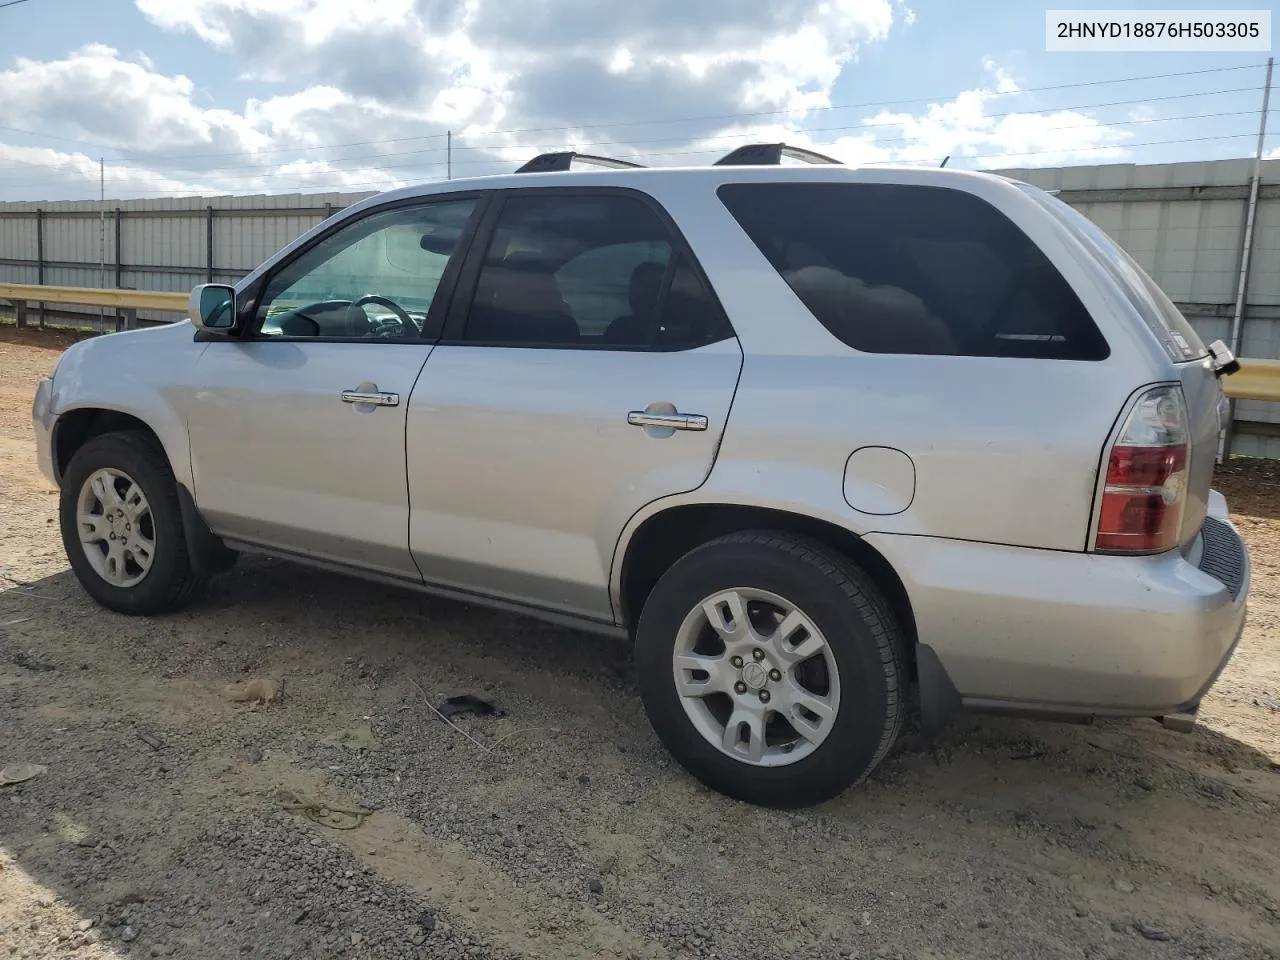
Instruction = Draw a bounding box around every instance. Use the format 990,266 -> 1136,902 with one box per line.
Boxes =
407,189 -> 743,622
187,195 -> 482,578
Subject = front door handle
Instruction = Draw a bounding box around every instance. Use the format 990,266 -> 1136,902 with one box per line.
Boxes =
627,411 -> 708,431
342,390 -> 399,407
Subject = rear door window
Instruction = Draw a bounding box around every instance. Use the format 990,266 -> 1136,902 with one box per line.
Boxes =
553,239 -> 671,338
457,191 -> 734,350
717,181 -> 1110,360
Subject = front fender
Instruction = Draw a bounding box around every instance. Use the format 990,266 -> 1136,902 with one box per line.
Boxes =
49,322 -> 207,490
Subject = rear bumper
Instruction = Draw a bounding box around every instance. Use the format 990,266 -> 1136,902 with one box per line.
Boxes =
866,493 -> 1249,718
31,375 -> 58,488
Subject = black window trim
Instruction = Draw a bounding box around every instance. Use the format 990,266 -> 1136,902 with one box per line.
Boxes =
201,190 -> 495,346
439,185 -> 737,352
713,179 -> 1112,362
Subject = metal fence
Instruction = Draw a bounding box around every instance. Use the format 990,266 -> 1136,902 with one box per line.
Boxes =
0,191 -> 376,326
1,157 -> 1278,451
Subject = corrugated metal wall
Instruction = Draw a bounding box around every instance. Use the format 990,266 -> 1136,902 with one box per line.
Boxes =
0,191 -> 375,323
1,158 -> 1278,452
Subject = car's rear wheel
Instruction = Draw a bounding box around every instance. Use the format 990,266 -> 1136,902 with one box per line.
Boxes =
59,431 -> 208,615
634,531 -> 905,807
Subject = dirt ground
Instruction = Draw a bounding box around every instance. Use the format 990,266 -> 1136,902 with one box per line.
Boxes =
1,325 -> 1278,960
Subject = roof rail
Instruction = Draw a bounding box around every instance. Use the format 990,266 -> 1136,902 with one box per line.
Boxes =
713,143 -> 843,167
514,152 -> 646,174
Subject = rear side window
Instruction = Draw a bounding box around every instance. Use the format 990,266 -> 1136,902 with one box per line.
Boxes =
717,182 -> 1109,360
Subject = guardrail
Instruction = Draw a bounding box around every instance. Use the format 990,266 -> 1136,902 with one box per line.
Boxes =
0,281 -> 188,332
1220,357 -> 1280,403
3,281 -> 1280,403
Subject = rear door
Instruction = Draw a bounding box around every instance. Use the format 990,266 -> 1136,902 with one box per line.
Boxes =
405,188 -> 743,623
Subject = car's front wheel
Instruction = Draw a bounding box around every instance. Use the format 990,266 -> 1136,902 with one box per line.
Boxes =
59,431 -> 208,615
635,531 -> 906,807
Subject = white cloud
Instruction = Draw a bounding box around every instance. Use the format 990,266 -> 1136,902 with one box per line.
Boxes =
0,143 -> 203,199
137,0 -> 421,48
0,5 -> 1136,201
608,48 -> 635,75
850,62 -> 1131,169
981,57 -> 1019,95
134,0 -> 897,126
0,44 -> 267,154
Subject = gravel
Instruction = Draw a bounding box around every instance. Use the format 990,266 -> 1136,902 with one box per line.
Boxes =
2,329 -> 1280,960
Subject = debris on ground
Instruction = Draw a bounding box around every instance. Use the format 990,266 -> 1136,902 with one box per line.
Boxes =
1134,921 -> 1173,942
136,728 -> 165,752
12,649 -> 56,672
275,787 -> 376,830
47,811 -> 97,847
321,722 -> 378,752
0,761 -> 46,786
437,694 -> 503,719
408,679 -> 495,753
221,677 -> 283,706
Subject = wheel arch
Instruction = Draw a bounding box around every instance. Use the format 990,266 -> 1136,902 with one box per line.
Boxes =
53,407 -> 167,484
615,502 -> 919,665
53,406 -> 236,576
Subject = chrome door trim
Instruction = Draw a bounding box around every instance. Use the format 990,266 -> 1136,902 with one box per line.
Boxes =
342,390 -> 400,407
627,411 -> 708,431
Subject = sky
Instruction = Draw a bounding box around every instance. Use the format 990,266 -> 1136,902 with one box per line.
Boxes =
0,0 -> 1274,202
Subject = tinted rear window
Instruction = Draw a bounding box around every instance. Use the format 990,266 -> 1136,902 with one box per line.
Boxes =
716,181 -> 1110,360
1015,182 -> 1207,362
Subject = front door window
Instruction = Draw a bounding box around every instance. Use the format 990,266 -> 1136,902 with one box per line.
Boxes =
254,198 -> 478,340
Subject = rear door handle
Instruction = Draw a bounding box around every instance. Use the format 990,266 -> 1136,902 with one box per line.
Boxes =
627,411 -> 708,431
342,390 -> 399,407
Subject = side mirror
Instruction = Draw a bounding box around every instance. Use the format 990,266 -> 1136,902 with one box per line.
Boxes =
188,283 -> 238,334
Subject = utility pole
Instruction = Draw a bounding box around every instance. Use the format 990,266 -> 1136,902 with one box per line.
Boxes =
447,130 -> 452,180
1219,55 -> 1274,463
99,157 -> 106,323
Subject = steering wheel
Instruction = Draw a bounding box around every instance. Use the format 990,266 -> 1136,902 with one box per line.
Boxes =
345,294 -> 416,338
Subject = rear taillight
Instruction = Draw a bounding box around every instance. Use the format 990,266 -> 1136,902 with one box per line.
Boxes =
1094,385 -> 1190,554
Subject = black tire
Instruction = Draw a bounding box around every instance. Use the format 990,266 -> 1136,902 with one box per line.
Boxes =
634,531 -> 905,808
58,431 -> 208,615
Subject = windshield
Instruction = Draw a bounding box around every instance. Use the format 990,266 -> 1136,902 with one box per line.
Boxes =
1014,182 -> 1208,362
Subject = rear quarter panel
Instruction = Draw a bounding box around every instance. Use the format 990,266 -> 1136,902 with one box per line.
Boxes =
702,353 -> 1134,549
625,169 -> 1168,552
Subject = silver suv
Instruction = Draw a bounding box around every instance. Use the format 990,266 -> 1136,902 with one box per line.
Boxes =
31,145 -> 1250,807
